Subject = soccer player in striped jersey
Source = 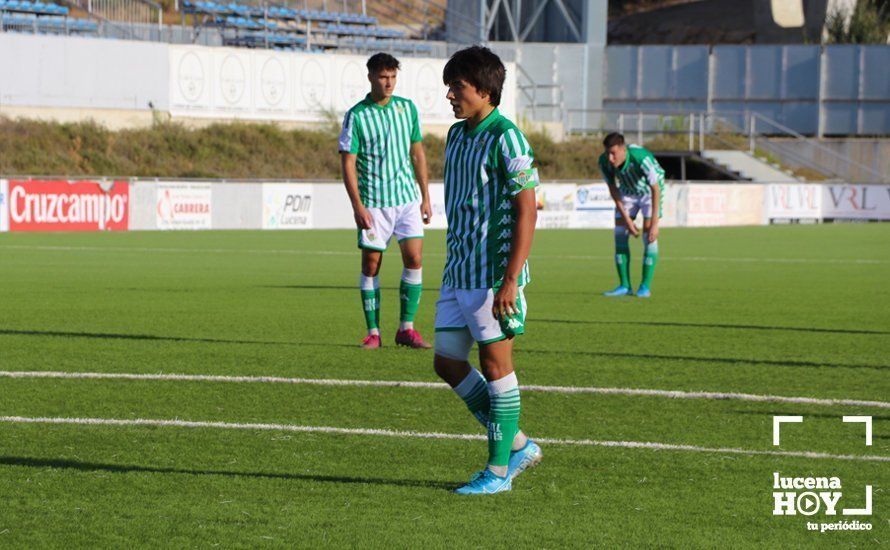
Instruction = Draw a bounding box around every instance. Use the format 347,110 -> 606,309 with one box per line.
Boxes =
598,132 -> 665,298
339,53 -> 432,349
432,46 -> 542,495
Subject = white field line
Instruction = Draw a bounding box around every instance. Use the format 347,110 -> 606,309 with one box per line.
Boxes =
1,245 -> 885,265
1,370 -> 888,410
0,415 -> 887,463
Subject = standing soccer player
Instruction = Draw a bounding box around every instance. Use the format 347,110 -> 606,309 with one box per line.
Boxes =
599,132 -> 664,298
433,46 -> 543,495
340,53 -> 433,349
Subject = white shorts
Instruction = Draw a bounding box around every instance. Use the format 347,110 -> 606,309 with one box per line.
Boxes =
615,194 -> 660,220
434,285 -> 527,345
358,200 -> 424,251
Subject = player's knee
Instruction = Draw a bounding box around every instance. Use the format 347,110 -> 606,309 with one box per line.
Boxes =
434,330 -> 473,363
403,255 -> 422,270
614,225 -> 630,242
362,256 -> 381,276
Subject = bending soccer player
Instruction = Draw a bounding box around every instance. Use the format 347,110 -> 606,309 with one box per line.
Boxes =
433,46 -> 542,495
339,53 -> 433,349
599,132 -> 665,298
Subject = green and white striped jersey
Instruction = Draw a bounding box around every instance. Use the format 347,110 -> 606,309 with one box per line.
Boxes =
598,144 -> 665,197
339,94 -> 423,208
442,108 -> 539,290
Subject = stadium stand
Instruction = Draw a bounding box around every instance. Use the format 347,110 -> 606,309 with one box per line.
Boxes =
0,0 -> 98,34
180,1 -> 429,52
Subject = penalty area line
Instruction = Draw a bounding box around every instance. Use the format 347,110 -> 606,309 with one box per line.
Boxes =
1,370 -> 888,410
0,415 -> 887,463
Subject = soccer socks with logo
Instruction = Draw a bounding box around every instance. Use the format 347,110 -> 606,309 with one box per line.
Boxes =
452,368 -> 529,452
399,268 -> 423,331
641,233 -> 659,288
614,226 -> 631,288
453,366 -> 490,426
487,372 -> 521,476
359,274 -> 380,336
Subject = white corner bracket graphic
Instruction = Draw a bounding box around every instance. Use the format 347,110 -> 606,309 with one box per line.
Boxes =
843,485 -> 873,516
773,415 -> 803,446
842,416 -> 873,446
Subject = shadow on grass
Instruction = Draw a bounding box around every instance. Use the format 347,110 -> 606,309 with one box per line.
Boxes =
536,318 -> 890,336
261,285 -> 440,292
0,456 -> 456,491
0,328 -> 355,350
517,348 -> 888,371
2,327 -> 885,370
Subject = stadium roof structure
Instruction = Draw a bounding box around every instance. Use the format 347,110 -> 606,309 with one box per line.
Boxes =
608,0 -> 834,44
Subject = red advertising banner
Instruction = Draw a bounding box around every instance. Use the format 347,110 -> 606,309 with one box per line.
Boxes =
8,180 -> 129,231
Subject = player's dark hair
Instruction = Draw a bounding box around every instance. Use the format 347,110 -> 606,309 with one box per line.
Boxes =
442,46 -> 505,107
366,53 -> 400,73
603,132 -> 625,148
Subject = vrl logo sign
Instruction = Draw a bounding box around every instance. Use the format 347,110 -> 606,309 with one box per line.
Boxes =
772,416 -> 873,517
827,186 -> 890,211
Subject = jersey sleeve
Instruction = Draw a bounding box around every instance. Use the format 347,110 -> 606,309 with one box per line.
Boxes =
598,154 -> 616,186
409,101 -> 422,143
637,150 -> 664,187
338,110 -> 360,154
498,127 -> 539,197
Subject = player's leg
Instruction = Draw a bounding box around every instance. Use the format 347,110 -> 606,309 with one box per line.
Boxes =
452,288 -> 540,495
434,286 -> 489,425
393,201 -> 430,348
357,207 -> 394,348
638,196 -> 659,298
359,249 -> 383,348
604,196 -> 637,296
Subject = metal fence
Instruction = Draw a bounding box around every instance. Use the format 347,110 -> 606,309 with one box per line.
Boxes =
603,45 -> 890,137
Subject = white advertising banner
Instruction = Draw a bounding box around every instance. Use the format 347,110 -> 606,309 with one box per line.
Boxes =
262,184 -> 314,229
0,179 -> 8,232
426,183 -> 448,230
169,45 -> 516,127
765,184 -> 822,222
573,183 -> 614,228
536,184 -> 576,229
822,184 -> 890,220
156,182 -> 212,230
686,184 -> 765,227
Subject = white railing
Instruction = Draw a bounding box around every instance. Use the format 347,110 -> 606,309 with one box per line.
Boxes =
564,109 -> 888,183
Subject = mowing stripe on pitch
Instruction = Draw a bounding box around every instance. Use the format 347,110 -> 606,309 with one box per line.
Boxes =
1,245 -> 885,265
1,370 -> 888,409
1,416 -> 887,463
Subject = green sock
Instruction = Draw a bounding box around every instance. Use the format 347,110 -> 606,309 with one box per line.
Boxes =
399,280 -> 422,323
615,228 -> 631,288
487,373 -> 521,469
360,288 -> 380,331
453,368 -> 490,426
641,234 -> 659,288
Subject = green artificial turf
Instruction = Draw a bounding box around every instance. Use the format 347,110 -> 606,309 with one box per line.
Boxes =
0,225 -> 887,548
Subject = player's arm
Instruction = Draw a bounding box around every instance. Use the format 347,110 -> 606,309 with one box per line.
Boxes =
494,188 -> 536,320
410,141 -> 431,224
340,153 -> 371,229
648,182 -> 660,242
339,111 -> 372,229
643,157 -> 662,242
408,102 -> 431,224
603,164 -> 639,237
492,129 -> 538,320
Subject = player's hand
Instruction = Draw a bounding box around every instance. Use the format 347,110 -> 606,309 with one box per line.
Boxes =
627,223 -> 640,238
492,279 -> 519,320
353,205 -> 373,230
648,225 -> 659,242
420,199 -> 432,225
